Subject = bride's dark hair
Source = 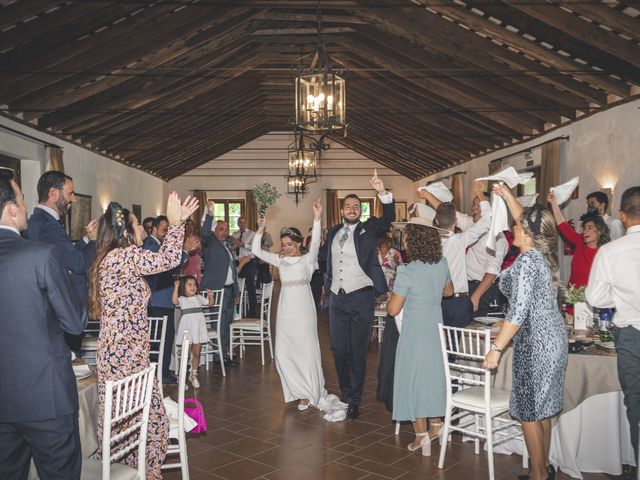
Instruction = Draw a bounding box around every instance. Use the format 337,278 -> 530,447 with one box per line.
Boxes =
280,227 -> 307,254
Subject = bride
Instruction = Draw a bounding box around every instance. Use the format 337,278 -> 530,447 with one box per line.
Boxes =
252,199 -> 342,415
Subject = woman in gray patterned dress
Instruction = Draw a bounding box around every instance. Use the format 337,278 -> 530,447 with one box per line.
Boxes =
484,184 -> 567,480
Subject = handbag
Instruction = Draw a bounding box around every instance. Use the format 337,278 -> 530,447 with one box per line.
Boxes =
184,397 -> 207,433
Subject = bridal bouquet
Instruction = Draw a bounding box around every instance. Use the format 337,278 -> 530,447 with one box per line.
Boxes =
253,182 -> 281,216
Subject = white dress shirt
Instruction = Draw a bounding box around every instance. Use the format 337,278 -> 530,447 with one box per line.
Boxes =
586,225 -> 640,329
36,204 -> 89,243
602,213 -> 625,241
0,225 -> 20,236
231,229 -> 256,259
456,210 -> 508,280
442,200 -> 491,293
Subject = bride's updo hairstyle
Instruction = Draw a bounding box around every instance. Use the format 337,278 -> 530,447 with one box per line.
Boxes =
280,227 -> 307,254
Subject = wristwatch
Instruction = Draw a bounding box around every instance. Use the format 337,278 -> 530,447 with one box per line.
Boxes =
490,343 -> 502,353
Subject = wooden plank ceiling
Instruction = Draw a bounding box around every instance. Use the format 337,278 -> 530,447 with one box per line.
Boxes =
1,0 -> 639,181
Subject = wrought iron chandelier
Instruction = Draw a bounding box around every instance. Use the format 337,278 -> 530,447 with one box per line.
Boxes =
294,4 -> 346,133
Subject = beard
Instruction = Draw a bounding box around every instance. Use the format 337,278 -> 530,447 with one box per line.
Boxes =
55,196 -> 71,216
342,215 -> 360,225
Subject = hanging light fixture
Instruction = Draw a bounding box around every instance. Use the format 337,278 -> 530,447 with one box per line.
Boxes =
294,4 -> 346,133
288,130 -> 319,179
286,173 -> 310,205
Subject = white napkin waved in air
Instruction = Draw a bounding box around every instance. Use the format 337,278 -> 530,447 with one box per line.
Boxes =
411,203 -> 436,221
418,181 -> 453,202
550,176 -> 579,205
517,194 -> 539,208
477,166 -> 534,189
485,194 -> 509,251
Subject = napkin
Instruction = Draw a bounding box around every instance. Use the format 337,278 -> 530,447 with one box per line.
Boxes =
419,181 -> 453,202
550,176 -> 579,204
72,364 -> 91,378
517,194 -> 539,208
411,203 -> 436,221
395,309 -> 403,333
477,166 -> 533,189
485,194 -> 509,251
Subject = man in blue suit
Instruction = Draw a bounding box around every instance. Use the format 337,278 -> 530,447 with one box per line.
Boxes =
201,200 -> 240,366
0,168 -> 87,479
26,171 -> 96,351
324,171 -> 395,420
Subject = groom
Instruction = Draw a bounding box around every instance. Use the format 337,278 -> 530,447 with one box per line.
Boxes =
325,170 -> 395,420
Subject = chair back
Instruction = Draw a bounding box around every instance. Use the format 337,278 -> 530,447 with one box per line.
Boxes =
237,278 -> 246,318
148,315 -> 167,396
259,282 -> 274,324
101,364 -> 156,480
438,324 -> 492,396
204,288 -> 225,334
176,332 -> 190,435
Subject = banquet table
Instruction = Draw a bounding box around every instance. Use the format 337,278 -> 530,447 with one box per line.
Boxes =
28,368 -> 99,479
468,320 -> 635,478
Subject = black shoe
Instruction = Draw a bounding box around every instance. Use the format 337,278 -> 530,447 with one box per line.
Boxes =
621,465 -> 637,480
346,404 -> 359,421
162,374 -> 177,385
224,357 -> 239,366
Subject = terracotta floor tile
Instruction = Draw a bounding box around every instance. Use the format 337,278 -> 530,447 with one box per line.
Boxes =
355,459 -> 409,479
211,458 -> 275,480
188,447 -> 243,471
217,436 -> 277,457
305,461 -> 371,480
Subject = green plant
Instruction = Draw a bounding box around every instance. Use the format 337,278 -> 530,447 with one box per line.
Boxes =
253,183 -> 281,215
564,284 -> 586,304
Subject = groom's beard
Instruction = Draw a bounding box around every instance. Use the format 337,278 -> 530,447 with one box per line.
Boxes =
342,216 -> 360,225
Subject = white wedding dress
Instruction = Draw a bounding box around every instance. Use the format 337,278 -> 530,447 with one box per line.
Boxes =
252,219 -> 345,418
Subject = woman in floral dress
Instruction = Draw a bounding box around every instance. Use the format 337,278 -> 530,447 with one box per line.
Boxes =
88,192 -> 198,479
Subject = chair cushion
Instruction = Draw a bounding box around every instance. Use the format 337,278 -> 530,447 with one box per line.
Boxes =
230,319 -> 262,327
451,386 -> 511,414
81,458 -> 139,480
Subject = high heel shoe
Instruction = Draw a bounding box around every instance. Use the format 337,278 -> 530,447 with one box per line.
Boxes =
428,422 -> 443,444
407,432 -> 432,456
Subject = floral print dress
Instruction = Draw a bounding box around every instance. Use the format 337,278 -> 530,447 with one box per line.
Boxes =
96,223 -> 184,479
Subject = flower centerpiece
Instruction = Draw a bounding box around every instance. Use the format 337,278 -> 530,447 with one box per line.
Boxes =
563,284 -> 592,330
253,182 -> 281,216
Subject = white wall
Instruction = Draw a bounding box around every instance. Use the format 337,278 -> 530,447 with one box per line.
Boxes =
413,98 -> 640,279
0,116 -> 167,220
168,132 -> 416,240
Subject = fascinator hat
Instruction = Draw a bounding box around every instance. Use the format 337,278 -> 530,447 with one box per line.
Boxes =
108,202 -> 130,240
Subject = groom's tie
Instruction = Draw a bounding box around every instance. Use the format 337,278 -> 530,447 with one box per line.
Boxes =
338,226 -> 350,248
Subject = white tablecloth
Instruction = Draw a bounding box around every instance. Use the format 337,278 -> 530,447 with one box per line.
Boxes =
496,391 -> 635,478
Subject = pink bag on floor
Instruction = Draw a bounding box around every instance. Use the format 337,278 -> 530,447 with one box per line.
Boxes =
184,398 -> 207,433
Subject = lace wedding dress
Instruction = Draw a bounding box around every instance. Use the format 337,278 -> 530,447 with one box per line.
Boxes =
252,219 -> 345,418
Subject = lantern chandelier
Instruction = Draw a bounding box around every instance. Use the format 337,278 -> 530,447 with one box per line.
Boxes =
294,3 -> 346,134
285,130 -> 327,205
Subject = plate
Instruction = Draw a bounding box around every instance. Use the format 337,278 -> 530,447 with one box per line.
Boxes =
73,364 -> 92,379
474,316 -> 502,325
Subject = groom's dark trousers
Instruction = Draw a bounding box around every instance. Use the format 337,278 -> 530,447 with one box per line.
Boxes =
329,287 -> 376,406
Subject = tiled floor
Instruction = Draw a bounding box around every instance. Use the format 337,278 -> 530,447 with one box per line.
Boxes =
163,288 -> 614,480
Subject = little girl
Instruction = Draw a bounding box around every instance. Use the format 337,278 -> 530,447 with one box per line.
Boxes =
173,276 -> 212,388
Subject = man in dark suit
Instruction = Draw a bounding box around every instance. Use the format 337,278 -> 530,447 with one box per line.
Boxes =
26,171 -> 96,351
144,215 -> 194,385
201,200 -> 240,366
324,171 -> 395,420
0,168 -> 87,479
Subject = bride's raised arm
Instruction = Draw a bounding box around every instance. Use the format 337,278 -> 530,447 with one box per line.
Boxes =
307,198 -> 323,265
251,214 -> 282,267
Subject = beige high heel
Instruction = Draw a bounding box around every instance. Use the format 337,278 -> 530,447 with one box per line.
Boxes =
428,422 -> 443,444
407,432 -> 432,456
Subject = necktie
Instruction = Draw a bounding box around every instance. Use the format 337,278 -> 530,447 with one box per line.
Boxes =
338,226 -> 350,248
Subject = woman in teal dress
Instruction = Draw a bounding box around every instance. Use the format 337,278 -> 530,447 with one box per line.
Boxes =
388,218 -> 453,457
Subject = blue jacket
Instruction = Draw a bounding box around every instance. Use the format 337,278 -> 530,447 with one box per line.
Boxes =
0,228 -> 87,423
323,200 -> 396,296
200,215 -> 239,298
26,207 -> 96,306
143,235 -> 187,308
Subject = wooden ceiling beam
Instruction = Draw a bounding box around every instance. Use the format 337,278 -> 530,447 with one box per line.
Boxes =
563,3 -> 640,42
349,6 -> 597,111
0,1 -> 69,30
502,0 -> 640,70
415,2 -> 630,97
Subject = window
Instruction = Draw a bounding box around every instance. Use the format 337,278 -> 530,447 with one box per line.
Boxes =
517,167 -> 541,197
360,198 -> 374,223
0,154 -> 20,186
212,199 -> 245,234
